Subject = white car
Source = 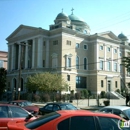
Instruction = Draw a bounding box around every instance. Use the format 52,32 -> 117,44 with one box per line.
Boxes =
98,106 -> 130,120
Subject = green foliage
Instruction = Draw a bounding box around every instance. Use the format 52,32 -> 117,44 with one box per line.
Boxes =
121,56 -> 130,72
100,91 -> 106,98
115,89 -> 120,94
26,72 -> 68,92
0,67 -> 7,95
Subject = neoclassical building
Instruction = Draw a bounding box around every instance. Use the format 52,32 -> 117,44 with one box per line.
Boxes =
6,10 -> 130,98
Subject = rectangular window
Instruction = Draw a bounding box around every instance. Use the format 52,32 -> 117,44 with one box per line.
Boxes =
114,49 -> 117,53
114,62 -> 117,71
100,60 -> 103,70
107,47 -> 110,52
101,80 -> 104,87
67,75 -> 70,81
53,40 -> 58,45
67,40 -> 71,45
115,81 -> 118,88
100,45 -> 103,50
107,61 -> 110,71
43,60 -> 45,67
84,44 -> 88,50
76,76 -> 86,88
76,43 -> 79,48
0,60 -> 3,67
43,41 -> 46,46
67,58 -> 71,67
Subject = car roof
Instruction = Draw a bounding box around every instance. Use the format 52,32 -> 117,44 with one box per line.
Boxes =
57,110 -> 121,118
0,103 -> 20,107
11,100 -> 28,102
46,102 -> 72,105
101,106 -> 130,111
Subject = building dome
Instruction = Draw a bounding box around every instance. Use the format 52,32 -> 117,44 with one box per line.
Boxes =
54,12 -> 70,24
56,12 -> 69,20
118,33 -> 128,41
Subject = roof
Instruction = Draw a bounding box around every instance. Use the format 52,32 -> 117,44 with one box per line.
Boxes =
57,110 -> 121,118
101,106 -> 130,111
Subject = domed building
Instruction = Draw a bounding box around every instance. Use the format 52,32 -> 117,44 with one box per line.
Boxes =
5,9 -> 130,101
50,10 -> 90,34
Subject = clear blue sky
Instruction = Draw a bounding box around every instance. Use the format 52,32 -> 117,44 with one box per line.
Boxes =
1,0 -> 130,51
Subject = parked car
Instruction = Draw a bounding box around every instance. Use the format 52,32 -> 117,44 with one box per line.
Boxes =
9,100 -> 39,116
98,106 -> 130,120
0,103 -> 36,130
7,110 -> 128,130
39,102 -> 78,115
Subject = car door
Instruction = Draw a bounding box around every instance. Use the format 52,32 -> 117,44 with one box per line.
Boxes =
0,106 -> 12,130
43,104 -> 53,114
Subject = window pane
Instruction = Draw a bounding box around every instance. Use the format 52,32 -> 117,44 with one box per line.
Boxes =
70,116 -> 96,130
76,56 -> 79,69
98,117 -> 119,130
0,106 -> 8,118
76,76 -> 86,88
100,61 -> 103,70
0,60 -> 3,67
9,106 -> 29,117
84,58 -> 87,70
58,118 -> 69,130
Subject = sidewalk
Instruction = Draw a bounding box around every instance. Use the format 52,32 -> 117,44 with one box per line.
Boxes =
33,98 -> 126,111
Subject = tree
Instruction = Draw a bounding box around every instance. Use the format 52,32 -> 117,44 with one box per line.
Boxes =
122,56 -> 130,72
26,72 -> 68,92
0,67 -> 7,95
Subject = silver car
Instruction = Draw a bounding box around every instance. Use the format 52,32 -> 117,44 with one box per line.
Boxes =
98,106 -> 130,120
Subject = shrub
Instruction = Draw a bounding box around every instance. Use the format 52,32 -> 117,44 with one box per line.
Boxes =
103,100 -> 110,106
100,91 -> 106,98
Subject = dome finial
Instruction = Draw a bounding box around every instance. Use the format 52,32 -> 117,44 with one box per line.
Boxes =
62,8 -> 63,13
71,8 -> 74,15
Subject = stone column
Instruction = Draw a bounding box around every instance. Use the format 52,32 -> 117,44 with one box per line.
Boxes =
104,44 -> 106,70
32,39 -> 35,68
117,47 -> 120,72
18,43 -> 21,69
94,43 -> 98,70
37,36 -> 43,68
46,39 -> 49,67
8,44 -> 11,71
11,44 -> 14,70
111,46 -> 113,71
25,41 -> 28,69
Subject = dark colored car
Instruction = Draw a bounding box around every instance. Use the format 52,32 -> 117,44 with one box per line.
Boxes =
39,102 -> 78,115
9,100 -> 39,116
7,110 -> 127,130
0,103 -> 36,130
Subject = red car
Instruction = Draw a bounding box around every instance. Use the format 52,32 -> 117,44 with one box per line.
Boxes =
7,110 -> 126,130
9,100 -> 39,116
0,104 -> 36,130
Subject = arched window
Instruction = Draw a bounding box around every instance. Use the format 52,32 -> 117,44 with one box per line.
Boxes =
76,56 -> 79,69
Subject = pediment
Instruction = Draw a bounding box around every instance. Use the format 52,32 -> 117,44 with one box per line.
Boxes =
98,31 -> 120,41
6,25 -> 39,41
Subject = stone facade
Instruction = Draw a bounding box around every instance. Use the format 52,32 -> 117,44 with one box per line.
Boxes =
6,11 -> 130,98
0,51 -> 8,69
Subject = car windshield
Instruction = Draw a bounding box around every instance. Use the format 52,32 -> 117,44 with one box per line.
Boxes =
24,101 -> 33,106
60,104 -> 77,110
123,109 -> 130,119
25,112 -> 60,129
